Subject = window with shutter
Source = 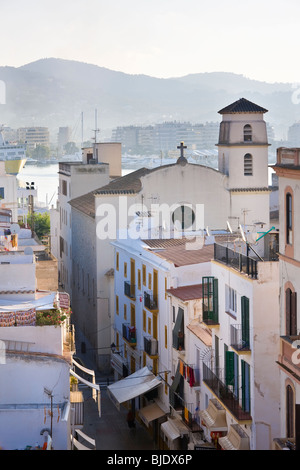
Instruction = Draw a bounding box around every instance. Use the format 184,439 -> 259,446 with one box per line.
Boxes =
202,277 -> 219,325
291,292 -> 297,336
172,307 -> 184,350
286,193 -> 293,245
243,124 -> 252,142
286,385 -> 294,438
225,350 -> 234,387
241,296 -> 250,348
286,288 -> 297,336
241,360 -> 251,413
244,153 -> 253,175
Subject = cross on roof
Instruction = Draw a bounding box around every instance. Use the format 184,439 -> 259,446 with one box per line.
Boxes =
177,141 -> 187,159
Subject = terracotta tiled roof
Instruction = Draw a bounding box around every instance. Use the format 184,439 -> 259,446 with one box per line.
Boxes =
69,191 -> 96,218
143,239 -> 214,267
142,238 -> 188,249
69,168 -> 152,216
167,284 -> 203,301
94,167 -> 151,195
218,98 -> 268,115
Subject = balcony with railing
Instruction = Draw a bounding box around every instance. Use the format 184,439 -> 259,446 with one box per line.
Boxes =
169,389 -> 202,432
230,324 -> 251,353
203,363 -> 252,423
122,323 -> 137,346
124,281 -> 136,299
144,291 -> 158,312
214,243 -> 258,279
179,402 -> 202,432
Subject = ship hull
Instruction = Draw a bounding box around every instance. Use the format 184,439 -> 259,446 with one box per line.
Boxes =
5,158 -> 27,175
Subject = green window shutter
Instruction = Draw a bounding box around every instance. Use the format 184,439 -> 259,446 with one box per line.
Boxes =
202,277 -> 218,324
234,353 -> 239,398
172,307 -> 184,349
213,278 -> 219,323
241,296 -> 250,348
241,360 -> 251,413
225,350 -> 234,386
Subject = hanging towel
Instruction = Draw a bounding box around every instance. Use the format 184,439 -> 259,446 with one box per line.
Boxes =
184,406 -> 189,422
189,368 -> 195,387
179,359 -> 184,376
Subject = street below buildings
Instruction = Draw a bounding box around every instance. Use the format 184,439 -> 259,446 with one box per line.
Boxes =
80,386 -> 156,451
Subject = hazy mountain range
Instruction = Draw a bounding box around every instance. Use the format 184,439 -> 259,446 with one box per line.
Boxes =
0,58 -> 299,142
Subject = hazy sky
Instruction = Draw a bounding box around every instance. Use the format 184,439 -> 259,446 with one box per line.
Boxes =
1,0 -> 300,83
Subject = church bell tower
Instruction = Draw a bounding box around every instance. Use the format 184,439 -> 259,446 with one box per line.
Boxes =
217,98 -> 270,229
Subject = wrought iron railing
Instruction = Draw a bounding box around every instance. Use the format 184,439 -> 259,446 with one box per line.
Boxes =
124,281 -> 136,299
122,323 -> 137,345
214,243 -> 258,279
230,324 -> 250,352
144,291 -> 158,310
203,363 -> 251,421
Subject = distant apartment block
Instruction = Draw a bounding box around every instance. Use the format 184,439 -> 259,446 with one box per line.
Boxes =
287,123 -> 300,147
17,127 -> 50,150
112,121 -> 276,155
57,127 -> 72,151
111,121 -> 220,153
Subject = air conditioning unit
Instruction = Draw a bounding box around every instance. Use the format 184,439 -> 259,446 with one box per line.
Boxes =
150,338 -> 158,355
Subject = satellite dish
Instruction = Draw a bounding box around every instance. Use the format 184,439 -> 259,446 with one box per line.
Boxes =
10,224 -> 20,234
24,246 -> 33,256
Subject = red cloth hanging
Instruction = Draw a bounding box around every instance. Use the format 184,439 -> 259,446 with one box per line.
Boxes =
189,367 -> 195,387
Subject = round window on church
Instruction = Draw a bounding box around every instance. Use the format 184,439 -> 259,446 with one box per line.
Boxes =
172,205 -> 195,230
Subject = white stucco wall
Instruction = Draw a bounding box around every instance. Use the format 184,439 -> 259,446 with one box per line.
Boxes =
0,354 -> 70,450
0,167 -> 18,223
0,259 -> 36,292
0,325 -> 64,355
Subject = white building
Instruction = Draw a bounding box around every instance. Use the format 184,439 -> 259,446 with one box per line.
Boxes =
50,143 -> 122,295
69,98 -> 272,373
273,147 -> 300,450
109,231 -> 217,448
0,225 -> 102,450
0,238 -> 74,450
166,283 -> 214,450
0,161 -> 18,223
199,236 -> 280,450
0,312 -> 72,450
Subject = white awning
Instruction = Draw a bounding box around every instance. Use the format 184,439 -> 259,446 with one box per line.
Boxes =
139,402 -> 166,427
161,417 -> 189,441
0,292 -> 56,312
161,420 -> 180,441
107,366 -> 162,410
199,398 -> 228,431
218,424 -> 250,450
